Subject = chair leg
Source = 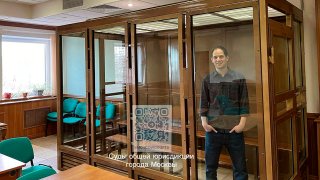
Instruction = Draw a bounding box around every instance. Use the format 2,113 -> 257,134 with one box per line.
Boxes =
78,122 -> 81,136
83,142 -> 86,150
117,143 -> 122,155
72,125 -> 75,137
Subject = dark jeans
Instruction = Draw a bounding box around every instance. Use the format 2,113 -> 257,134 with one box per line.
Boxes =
205,130 -> 248,180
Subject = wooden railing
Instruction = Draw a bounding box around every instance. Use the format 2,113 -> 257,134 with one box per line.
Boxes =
316,117 -> 320,179
307,113 -> 320,179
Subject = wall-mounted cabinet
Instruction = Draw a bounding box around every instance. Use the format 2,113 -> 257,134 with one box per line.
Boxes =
56,0 -> 307,179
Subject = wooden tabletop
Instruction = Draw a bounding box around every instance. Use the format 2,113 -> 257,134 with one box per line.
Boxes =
44,164 -> 132,180
0,153 -> 25,174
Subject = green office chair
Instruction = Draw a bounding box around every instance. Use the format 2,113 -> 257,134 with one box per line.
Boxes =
0,137 -> 56,179
63,102 -> 86,137
84,103 -> 116,127
17,167 -> 56,180
46,98 -> 79,136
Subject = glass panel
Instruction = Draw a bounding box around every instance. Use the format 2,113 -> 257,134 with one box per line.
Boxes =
276,98 -> 293,117
61,32 -> 87,150
296,91 -> 306,107
294,21 -> 303,88
296,109 -> 307,163
93,26 -> 127,163
135,18 -> 181,176
193,7 -> 259,180
276,118 -> 294,179
273,36 -> 290,94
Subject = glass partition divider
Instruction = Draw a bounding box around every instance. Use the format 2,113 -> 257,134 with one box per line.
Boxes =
190,6 -> 262,180
131,17 -> 185,179
58,30 -> 90,170
90,25 -> 129,173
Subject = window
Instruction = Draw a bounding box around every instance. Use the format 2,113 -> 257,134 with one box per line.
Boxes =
114,44 -> 126,83
94,39 -> 126,99
106,40 -> 126,99
1,35 -> 51,98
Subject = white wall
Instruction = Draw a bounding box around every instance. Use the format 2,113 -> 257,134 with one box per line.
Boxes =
303,0 -> 319,113
287,0 -> 319,113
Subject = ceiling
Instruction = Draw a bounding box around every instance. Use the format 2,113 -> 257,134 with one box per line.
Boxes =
0,0 -> 187,26
0,0 -> 284,27
98,7 -> 284,34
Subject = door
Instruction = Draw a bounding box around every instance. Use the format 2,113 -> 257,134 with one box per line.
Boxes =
58,30 -> 90,169
131,17 -> 186,179
268,19 -> 297,179
90,25 -> 129,173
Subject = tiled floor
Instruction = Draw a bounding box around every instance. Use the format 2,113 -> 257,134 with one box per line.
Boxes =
28,135 -> 255,179
27,135 -> 59,173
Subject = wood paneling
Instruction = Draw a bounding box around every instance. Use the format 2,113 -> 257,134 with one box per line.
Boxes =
317,119 -> 320,180
24,107 -> 50,128
0,112 -> 4,122
316,0 -> 320,105
0,98 -> 56,139
194,51 -> 209,119
307,113 -> 320,179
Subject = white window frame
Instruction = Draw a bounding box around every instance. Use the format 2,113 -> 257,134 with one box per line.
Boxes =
1,35 -> 52,98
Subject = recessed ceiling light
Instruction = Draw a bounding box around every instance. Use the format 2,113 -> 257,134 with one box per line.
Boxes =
128,3 -> 133,7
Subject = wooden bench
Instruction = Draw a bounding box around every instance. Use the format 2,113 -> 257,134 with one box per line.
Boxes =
196,130 -> 258,146
116,121 -> 259,147
117,120 -> 127,126
117,121 -> 184,135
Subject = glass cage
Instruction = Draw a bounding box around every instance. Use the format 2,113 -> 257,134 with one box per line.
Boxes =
56,0 -> 307,179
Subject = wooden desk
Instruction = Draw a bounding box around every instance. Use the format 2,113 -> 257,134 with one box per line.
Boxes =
0,123 -> 7,141
45,164 -> 132,180
0,154 -> 25,180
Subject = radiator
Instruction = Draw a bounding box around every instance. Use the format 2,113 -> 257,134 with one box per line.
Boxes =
24,107 -> 50,128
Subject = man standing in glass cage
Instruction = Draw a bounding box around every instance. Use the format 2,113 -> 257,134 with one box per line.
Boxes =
200,46 -> 249,180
